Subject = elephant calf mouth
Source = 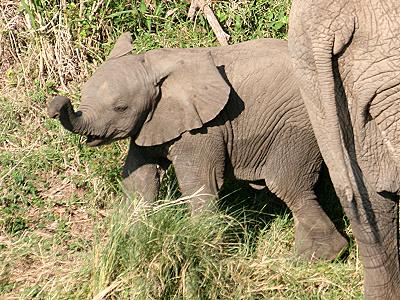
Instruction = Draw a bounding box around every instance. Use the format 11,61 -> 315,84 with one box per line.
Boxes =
86,135 -> 107,147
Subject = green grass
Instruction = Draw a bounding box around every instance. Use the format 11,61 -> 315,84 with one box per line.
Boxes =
0,0 -> 363,299
43,198 -> 362,299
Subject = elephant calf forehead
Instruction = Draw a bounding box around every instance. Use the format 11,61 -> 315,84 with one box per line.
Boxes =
82,74 -> 121,96
82,73 -> 140,99
82,60 -> 148,96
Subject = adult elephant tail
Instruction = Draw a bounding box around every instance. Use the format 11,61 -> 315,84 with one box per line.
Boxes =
288,0 -> 354,205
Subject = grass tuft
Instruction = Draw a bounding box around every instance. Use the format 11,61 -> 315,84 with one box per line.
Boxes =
45,197 -> 362,299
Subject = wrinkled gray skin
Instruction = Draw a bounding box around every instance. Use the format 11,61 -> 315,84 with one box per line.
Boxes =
289,0 -> 400,299
48,33 -> 347,260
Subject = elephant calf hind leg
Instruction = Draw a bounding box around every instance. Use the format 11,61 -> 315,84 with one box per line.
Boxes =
263,130 -> 347,260
287,191 -> 348,260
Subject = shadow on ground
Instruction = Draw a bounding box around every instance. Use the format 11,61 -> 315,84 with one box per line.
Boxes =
158,164 -> 349,257
218,164 -> 349,256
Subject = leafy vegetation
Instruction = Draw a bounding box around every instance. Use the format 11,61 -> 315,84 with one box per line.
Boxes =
0,0 -> 362,298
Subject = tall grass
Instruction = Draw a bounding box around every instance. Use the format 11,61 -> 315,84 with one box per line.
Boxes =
46,196 -> 362,299
0,0 -> 363,299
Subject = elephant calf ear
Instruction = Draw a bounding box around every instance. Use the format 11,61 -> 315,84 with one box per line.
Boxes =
135,49 -> 231,146
107,32 -> 134,60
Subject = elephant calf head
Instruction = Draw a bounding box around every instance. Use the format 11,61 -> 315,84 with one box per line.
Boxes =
48,32 -> 230,147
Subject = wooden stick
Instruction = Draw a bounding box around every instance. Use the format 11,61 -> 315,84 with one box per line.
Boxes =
188,0 -> 200,20
202,4 -> 229,45
188,0 -> 230,46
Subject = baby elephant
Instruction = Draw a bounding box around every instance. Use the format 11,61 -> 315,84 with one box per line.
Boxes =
48,33 -> 346,260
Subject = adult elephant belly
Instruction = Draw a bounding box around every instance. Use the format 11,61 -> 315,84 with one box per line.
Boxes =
338,45 -> 400,194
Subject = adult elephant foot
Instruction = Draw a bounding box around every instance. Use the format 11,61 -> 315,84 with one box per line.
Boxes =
294,220 -> 348,260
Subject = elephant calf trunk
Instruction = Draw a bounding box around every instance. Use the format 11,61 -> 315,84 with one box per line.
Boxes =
47,95 -> 86,134
47,95 -> 71,118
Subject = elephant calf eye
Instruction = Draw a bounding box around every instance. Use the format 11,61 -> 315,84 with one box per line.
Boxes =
114,104 -> 128,112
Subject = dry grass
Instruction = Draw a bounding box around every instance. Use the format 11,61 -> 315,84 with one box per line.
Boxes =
0,0 -> 95,90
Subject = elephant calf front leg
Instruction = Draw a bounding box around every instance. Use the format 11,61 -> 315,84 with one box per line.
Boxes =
122,164 -> 161,203
170,133 -> 226,215
174,163 -> 224,215
122,141 -> 164,204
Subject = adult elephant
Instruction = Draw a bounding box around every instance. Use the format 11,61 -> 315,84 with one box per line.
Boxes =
288,0 -> 400,299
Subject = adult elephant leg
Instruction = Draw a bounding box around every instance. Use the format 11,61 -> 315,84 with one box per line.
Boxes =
339,173 -> 400,300
170,132 -> 225,215
288,2 -> 355,205
291,53 -> 400,297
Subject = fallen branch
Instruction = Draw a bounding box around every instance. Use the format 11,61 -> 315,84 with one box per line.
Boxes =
188,0 -> 230,46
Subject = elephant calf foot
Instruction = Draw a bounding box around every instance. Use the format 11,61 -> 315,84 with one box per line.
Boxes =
294,222 -> 348,260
